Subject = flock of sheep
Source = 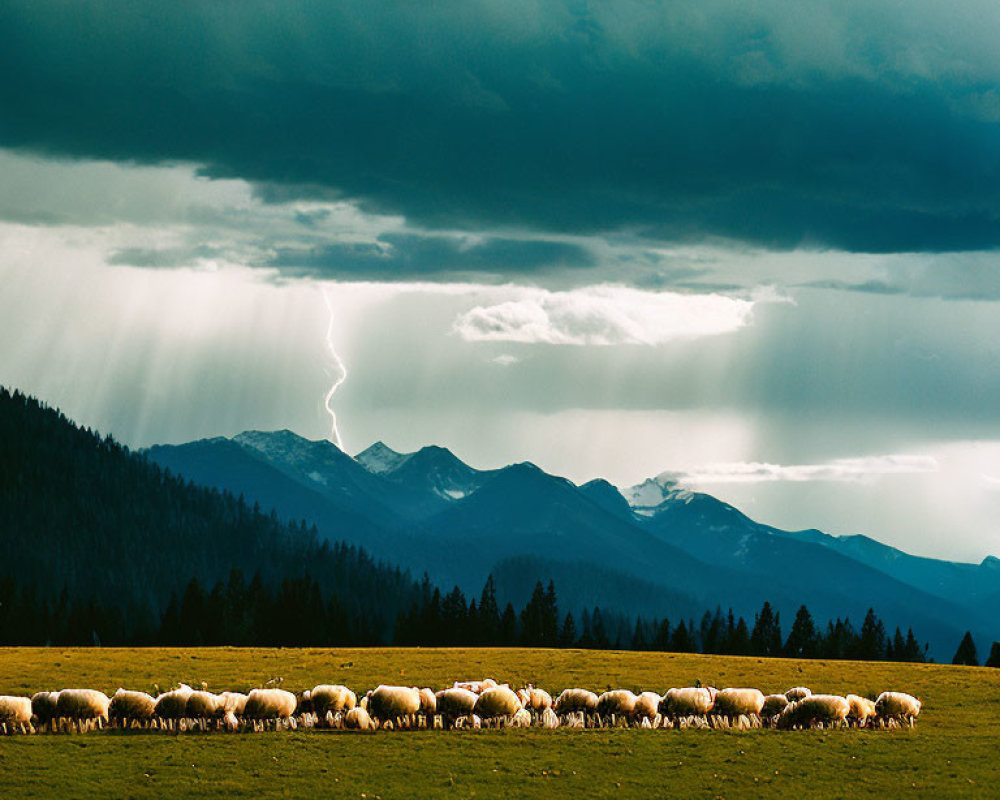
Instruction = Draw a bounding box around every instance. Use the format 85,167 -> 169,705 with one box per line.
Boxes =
0,679 -> 921,735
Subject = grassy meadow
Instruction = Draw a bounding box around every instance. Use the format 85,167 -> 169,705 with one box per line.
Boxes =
0,647 -> 996,799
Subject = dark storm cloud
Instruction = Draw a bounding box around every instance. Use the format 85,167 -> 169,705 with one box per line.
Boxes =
3,1 -> 1000,256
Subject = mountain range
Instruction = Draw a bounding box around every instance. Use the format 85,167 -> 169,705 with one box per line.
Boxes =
146,430 -> 1000,660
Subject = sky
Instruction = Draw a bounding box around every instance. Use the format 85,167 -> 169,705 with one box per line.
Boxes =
2,1 -> 1000,563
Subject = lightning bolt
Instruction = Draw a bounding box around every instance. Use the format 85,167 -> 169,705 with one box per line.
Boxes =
322,286 -> 347,450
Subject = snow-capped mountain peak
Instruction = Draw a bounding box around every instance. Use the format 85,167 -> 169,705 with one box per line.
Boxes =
625,473 -> 694,515
354,441 -> 412,475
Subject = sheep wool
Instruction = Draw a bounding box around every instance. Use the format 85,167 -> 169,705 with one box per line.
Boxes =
0,696 -> 32,725
474,686 -> 522,719
311,685 -> 357,717
875,692 -> 921,719
218,692 -> 248,716
847,694 -> 877,722
419,688 -> 437,716
761,694 -> 790,717
368,686 -> 421,721
633,692 -> 661,720
785,687 -> 812,702
596,690 -> 638,718
539,707 -> 560,729
244,689 -> 297,720
435,688 -> 478,719
517,686 -> 553,712
186,691 -> 222,718
713,688 -> 765,717
659,687 -> 715,717
778,695 -> 850,729
154,684 -> 194,719
56,689 -> 110,721
108,689 -> 156,721
344,706 -> 375,730
31,692 -> 60,723
554,688 -> 599,714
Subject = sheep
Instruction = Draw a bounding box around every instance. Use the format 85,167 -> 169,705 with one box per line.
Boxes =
244,688 -> 297,720
785,687 -> 812,702
186,691 -> 222,719
344,706 -> 376,731
311,685 -> 357,717
875,692 -> 921,721
554,688 -> 599,714
761,694 -> 789,719
633,691 -> 661,721
419,688 -> 437,717
108,689 -> 156,722
511,708 -> 532,727
474,686 -> 522,719
295,690 -> 313,715
56,689 -> 110,721
218,692 -> 248,716
713,688 -> 765,718
367,686 -> 421,723
596,690 -> 638,721
778,695 -> 850,729
453,678 -> 498,694
154,684 -> 194,720
539,707 -> 560,728
435,687 -> 478,722
517,686 -> 553,713
0,696 -> 32,727
31,691 -> 60,725
659,687 -> 715,717
847,694 -> 877,725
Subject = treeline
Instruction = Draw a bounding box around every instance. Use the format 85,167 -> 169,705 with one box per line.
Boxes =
393,577 -> 932,662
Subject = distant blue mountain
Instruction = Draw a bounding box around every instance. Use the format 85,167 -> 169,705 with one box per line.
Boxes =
146,431 -> 1000,660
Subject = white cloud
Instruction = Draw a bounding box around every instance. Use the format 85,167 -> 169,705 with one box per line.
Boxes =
491,354 -> 519,366
672,454 -> 940,485
452,285 -> 756,345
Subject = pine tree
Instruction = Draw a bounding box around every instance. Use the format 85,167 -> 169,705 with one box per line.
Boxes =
671,619 -> 695,653
858,608 -> 887,661
784,605 -> 818,658
499,602 -> 518,645
478,574 -> 500,645
750,601 -> 782,657
952,631 -> 979,666
985,642 -> 1000,668
560,612 -> 578,646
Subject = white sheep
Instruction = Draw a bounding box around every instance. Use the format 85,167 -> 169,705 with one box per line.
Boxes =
344,706 -> 376,731
474,686 -> 522,719
436,688 -> 478,720
596,690 -> 638,719
516,686 -> 553,712
554,688 -> 599,714
847,694 -> 877,724
154,684 -> 194,719
453,678 -> 498,694
778,694 -> 850,729
244,688 -> 297,720
761,694 -> 789,718
311,685 -> 357,717
659,687 -> 716,717
538,707 -> 560,728
785,686 -> 812,702
713,688 -> 765,717
218,691 -> 248,716
108,689 -> 156,721
419,688 -> 437,717
31,691 -> 60,724
186,691 -> 221,718
875,692 -> 921,720
56,689 -> 110,721
0,696 -> 32,726
633,691 -> 661,721
367,686 -> 421,723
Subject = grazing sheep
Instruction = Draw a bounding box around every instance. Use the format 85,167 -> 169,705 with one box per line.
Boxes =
453,678 -> 497,694
454,714 -> 482,729
761,694 -> 789,718
517,686 -> 553,712
311,685 -> 357,717
847,694 -> 877,724
633,692 -> 661,720
368,686 -> 421,722
875,692 -> 921,720
785,687 -> 812,702
31,692 -> 60,724
56,689 -> 110,721
659,687 -> 715,717
713,688 -> 765,717
0,696 -> 32,725
597,690 -> 638,719
154,684 -> 194,719
186,691 -> 221,718
295,690 -> 313,715
474,686 -> 522,719
344,706 -> 376,731
554,688 -> 599,714
244,688 -> 297,720
218,692 -> 248,716
436,688 -> 478,720
419,688 -> 437,717
512,708 -> 532,727
778,695 -> 850,729
539,707 -> 560,728
108,689 -> 156,721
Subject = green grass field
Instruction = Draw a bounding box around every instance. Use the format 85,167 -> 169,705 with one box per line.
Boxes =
0,647 -> 996,799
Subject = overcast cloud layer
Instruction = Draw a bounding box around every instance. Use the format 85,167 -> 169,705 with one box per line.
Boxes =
3,1 -> 1000,261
